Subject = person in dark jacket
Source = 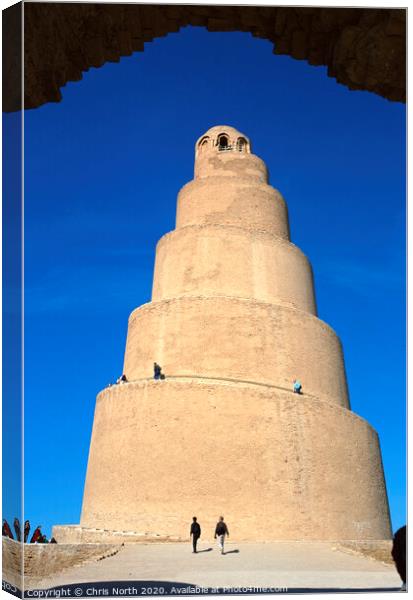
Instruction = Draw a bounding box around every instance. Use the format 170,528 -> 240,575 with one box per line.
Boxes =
154,363 -> 162,380
214,516 -> 229,555
190,517 -> 201,553
391,525 -> 406,590
13,518 -> 21,542
24,520 -> 31,543
2,519 -> 14,539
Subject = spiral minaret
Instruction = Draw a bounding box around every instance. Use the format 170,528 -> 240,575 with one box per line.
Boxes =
77,126 -> 391,541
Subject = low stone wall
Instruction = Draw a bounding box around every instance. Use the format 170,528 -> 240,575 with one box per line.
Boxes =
24,543 -> 122,583
2,538 -> 23,589
53,525 -> 184,544
2,536 -> 122,589
334,540 -> 393,564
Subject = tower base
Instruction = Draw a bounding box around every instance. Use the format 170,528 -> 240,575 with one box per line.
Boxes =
78,379 -> 391,542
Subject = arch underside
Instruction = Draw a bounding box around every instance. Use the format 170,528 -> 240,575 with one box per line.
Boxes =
3,5 -> 406,112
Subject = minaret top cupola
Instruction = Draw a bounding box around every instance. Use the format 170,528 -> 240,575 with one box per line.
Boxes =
195,125 -> 251,156
194,125 -> 267,182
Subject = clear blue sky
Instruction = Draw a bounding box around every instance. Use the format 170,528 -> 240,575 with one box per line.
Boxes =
8,26 -> 406,537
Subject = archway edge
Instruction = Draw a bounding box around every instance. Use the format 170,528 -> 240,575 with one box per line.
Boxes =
4,4 -> 406,111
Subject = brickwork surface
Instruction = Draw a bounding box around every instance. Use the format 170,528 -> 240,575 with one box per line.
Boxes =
2,537 -> 122,590
80,380 -> 390,540
334,540 -> 394,565
4,6 -> 406,111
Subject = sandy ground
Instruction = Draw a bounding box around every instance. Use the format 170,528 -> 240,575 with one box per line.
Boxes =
28,541 -> 403,594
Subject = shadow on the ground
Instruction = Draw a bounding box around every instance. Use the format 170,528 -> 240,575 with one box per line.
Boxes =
223,549 -> 240,554
23,580 -> 403,598
197,548 -> 213,553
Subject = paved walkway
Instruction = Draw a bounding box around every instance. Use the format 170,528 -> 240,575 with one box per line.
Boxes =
32,541 -> 402,593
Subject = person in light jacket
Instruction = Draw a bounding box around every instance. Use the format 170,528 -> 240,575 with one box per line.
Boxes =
214,516 -> 229,555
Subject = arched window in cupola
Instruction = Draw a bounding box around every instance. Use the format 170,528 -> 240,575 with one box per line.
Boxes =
198,136 -> 210,153
237,137 -> 248,152
217,134 -> 230,151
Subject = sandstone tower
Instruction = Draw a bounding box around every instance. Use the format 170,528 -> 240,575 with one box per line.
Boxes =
68,126 -> 391,541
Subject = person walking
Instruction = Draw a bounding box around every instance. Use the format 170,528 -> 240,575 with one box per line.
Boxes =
2,519 -> 14,539
24,520 -> 31,543
13,518 -> 21,542
154,363 -> 162,380
30,525 -> 42,544
190,517 -> 201,553
293,379 -> 302,394
214,516 -> 229,555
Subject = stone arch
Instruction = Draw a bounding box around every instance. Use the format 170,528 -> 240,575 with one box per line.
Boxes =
3,4 -> 406,112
